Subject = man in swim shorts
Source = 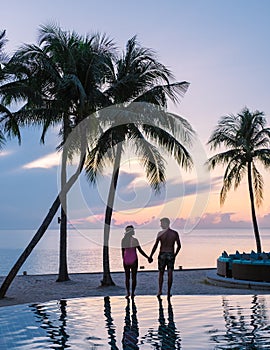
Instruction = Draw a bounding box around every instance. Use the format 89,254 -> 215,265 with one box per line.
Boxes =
148,218 -> 181,298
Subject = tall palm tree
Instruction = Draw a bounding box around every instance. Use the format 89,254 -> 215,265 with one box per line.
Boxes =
7,24 -> 115,282
86,36 -> 195,286
0,24 -> 116,297
207,107 -> 270,253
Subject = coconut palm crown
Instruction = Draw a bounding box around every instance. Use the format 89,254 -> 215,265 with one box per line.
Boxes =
207,107 -> 270,253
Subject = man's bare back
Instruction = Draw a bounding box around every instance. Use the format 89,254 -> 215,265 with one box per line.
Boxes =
157,228 -> 180,253
149,218 -> 181,261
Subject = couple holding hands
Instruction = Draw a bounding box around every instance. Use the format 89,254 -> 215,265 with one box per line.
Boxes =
121,217 -> 181,299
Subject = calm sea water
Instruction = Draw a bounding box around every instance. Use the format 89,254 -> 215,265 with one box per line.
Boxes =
1,228 -> 270,276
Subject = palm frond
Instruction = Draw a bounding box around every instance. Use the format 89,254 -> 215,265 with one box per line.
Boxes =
1,111 -> 21,144
85,124 -> 128,183
254,149 -> 270,168
0,129 -> 5,148
141,124 -> 193,170
252,128 -> 270,148
134,81 -> 189,107
207,149 -> 242,170
252,163 -> 264,207
163,112 -> 195,145
136,139 -> 166,192
126,124 -> 166,191
207,114 -> 240,150
0,30 -> 9,64
220,160 -> 245,205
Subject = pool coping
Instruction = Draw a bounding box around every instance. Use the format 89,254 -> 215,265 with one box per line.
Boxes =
206,270 -> 270,290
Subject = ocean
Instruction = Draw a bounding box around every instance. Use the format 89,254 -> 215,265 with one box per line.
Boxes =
1,228 -> 270,276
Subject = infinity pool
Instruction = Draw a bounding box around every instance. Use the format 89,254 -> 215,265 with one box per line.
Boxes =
1,295 -> 270,349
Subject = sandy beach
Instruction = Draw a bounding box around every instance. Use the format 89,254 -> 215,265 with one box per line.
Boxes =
1,268 -> 270,308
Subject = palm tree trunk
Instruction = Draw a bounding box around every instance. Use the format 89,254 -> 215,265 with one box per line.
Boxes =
248,161 -> 262,253
57,144 -> 69,282
57,208 -> 69,281
100,143 -> 122,286
0,152 -> 86,298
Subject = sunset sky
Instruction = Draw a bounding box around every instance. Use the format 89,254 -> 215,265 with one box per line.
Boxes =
1,0 -> 270,230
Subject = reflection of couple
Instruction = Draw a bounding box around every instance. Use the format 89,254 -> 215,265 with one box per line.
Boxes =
122,297 -> 181,349
103,296 -> 139,350
121,218 -> 181,298
121,296 -> 181,349
122,297 -> 139,349
156,297 -> 181,349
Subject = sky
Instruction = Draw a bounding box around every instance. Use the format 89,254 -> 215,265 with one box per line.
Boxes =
1,0 -> 270,231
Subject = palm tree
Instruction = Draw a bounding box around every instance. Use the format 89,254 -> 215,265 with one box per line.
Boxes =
6,24 -> 115,282
207,107 -> 270,253
86,36 -> 195,286
0,24 -> 116,297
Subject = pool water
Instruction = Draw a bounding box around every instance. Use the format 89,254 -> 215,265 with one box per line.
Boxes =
1,295 -> 270,349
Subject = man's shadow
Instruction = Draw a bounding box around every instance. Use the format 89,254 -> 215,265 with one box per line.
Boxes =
157,297 -> 182,349
142,297 -> 181,349
122,297 -> 139,349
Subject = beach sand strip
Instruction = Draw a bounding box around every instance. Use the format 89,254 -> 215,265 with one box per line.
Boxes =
1,268 -> 270,307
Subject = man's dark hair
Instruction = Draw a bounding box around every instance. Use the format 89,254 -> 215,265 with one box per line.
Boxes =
160,217 -> 170,225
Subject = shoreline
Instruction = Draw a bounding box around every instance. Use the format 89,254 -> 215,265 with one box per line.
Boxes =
1,268 -> 270,308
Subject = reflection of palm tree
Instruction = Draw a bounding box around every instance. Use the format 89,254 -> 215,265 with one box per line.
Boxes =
250,295 -> 268,335
122,297 -> 139,350
30,299 -> 69,348
142,297 -> 181,349
210,295 -> 270,349
103,296 -> 119,350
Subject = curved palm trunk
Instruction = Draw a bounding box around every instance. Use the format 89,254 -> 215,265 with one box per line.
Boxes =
247,161 -> 262,253
0,153 -> 86,298
100,143 -> 122,286
57,144 -> 69,282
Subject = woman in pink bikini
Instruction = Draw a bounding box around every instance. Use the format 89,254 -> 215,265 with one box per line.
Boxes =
121,225 -> 149,298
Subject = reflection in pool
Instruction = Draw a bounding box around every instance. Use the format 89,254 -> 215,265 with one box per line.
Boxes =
1,295 -> 270,349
